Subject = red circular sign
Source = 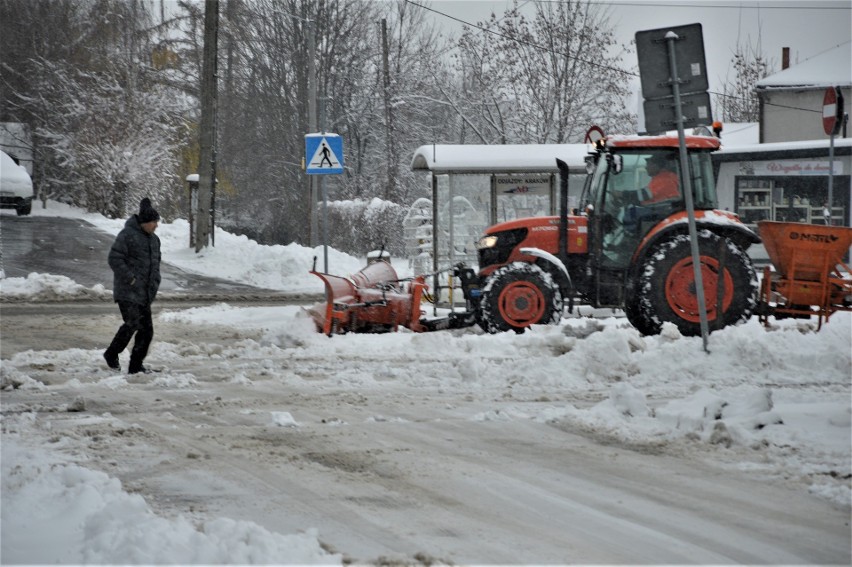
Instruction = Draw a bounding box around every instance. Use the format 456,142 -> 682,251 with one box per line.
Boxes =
823,87 -> 839,136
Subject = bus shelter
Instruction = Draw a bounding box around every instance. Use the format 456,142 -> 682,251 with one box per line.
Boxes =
409,143 -> 589,303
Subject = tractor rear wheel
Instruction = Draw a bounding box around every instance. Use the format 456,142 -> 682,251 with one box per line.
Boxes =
478,262 -> 562,333
628,232 -> 757,336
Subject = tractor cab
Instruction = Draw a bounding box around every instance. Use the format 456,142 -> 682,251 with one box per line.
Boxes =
579,134 -> 721,306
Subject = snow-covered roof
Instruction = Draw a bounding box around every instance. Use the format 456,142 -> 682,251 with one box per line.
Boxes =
756,43 -> 852,89
410,144 -> 591,173
715,136 -> 852,159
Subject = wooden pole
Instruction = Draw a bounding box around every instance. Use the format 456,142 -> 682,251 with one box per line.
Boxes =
195,0 -> 219,252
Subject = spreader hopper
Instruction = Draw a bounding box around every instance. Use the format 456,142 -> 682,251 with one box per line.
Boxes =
757,221 -> 852,328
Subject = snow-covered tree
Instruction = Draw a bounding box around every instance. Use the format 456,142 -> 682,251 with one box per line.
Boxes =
214,0 -> 449,246
336,0 -> 452,205
718,40 -> 773,123
1,0 -> 191,218
453,0 -> 634,144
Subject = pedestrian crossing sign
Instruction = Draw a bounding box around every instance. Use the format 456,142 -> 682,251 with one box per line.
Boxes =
305,133 -> 344,175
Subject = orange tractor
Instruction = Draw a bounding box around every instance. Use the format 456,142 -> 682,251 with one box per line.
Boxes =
309,131 -> 851,336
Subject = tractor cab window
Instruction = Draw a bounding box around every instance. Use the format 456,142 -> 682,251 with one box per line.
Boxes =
632,150 -> 718,209
595,151 -> 681,268
687,151 -> 718,208
592,149 -> 720,269
586,153 -> 609,213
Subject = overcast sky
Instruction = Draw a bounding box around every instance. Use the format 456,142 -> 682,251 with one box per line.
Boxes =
414,0 -> 851,101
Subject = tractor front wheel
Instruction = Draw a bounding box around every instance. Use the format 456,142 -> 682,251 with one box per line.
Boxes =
478,262 -> 562,333
628,232 -> 757,336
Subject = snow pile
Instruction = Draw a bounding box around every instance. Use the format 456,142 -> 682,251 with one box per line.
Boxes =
1,439 -> 340,565
3,200 -> 370,294
0,272 -> 110,300
161,218 -> 365,293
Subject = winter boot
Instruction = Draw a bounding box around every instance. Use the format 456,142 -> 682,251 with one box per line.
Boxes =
128,363 -> 152,375
103,351 -> 120,370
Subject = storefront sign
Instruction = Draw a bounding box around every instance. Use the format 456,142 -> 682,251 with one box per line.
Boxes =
495,174 -> 551,196
750,160 -> 845,176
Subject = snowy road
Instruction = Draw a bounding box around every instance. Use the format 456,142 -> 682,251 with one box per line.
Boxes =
3,303 -> 850,564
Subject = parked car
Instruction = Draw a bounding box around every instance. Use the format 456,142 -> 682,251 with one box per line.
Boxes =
0,149 -> 33,215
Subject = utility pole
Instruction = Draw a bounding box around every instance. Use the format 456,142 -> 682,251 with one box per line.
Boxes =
381,18 -> 395,201
196,0 -> 219,252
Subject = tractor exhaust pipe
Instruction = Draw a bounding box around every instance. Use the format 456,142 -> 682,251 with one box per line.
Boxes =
555,158 -> 570,265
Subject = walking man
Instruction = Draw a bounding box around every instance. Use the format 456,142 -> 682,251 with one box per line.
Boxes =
104,198 -> 162,374
319,142 -> 333,167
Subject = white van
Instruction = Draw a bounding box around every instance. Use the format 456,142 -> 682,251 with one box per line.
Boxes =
0,149 -> 34,215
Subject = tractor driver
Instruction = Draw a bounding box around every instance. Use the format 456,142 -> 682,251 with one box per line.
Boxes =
642,155 -> 679,204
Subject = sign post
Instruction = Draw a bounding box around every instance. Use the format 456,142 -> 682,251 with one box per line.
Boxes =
636,23 -> 713,352
823,86 -> 844,226
305,132 -> 345,272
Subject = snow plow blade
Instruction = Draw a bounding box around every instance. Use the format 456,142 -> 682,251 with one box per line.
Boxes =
757,221 -> 852,328
308,260 -> 478,335
307,260 -> 431,335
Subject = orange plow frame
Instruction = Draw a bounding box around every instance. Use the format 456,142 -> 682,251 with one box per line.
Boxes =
757,221 -> 852,329
308,260 -> 430,335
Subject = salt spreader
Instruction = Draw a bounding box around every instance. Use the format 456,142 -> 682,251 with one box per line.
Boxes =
756,221 -> 852,329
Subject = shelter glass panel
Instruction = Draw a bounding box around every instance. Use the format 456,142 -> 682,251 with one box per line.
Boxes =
434,174 -> 490,271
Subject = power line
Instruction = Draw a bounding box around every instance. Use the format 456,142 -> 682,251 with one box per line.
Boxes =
539,0 -> 850,10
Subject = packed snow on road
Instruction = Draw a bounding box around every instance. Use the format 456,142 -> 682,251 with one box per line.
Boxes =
1,204 -> 850,564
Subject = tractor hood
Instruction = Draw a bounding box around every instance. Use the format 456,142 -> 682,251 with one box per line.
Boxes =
483,215 -> 562,236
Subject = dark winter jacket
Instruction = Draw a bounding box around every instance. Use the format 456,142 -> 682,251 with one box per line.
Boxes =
108,215 -> 162,305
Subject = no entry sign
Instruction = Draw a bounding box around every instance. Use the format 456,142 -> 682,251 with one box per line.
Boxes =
823,87 -> 843,136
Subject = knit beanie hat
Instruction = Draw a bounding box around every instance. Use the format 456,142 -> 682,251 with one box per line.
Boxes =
138,198 -> 160,223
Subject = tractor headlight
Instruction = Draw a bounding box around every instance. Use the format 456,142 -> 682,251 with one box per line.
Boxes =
477,235 -> 498,249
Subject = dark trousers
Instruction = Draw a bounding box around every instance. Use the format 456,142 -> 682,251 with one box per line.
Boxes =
106,301 -> 154,371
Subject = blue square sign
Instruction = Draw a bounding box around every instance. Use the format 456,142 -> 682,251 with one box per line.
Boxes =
305,133 -> 344,175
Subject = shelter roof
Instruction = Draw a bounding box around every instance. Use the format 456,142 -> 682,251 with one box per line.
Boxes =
410,144 -> 590,173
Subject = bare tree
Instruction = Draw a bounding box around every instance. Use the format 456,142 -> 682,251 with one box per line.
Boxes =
213,0 -> 376,244
215,0 -> 447,248
718,40 -> 773,123
338,0 -> 451,204
453,0 -> 634,144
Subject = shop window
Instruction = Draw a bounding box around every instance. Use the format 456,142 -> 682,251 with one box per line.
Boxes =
735,176 -> 848,228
